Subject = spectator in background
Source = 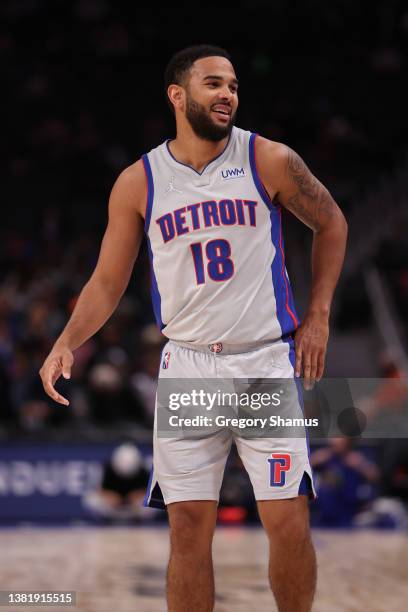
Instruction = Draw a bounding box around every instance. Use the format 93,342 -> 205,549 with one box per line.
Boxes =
311,438 -> 379,527
354,436 -> 408,529
86,361 -> 145,425
130,323 -> 166,426
85,320 -> 147,425
380,439 -> 408,502
82,442 -> 153,521
358,353 -> 408,427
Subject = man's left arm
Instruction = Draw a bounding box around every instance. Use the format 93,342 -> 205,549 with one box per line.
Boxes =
255,137 -> 348,387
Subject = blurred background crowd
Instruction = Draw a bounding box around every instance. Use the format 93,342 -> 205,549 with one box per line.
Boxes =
1,0 -> 408,527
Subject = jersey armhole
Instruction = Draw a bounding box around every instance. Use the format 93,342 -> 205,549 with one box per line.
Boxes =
249,133 -> 278,211
142,153 -> 154,233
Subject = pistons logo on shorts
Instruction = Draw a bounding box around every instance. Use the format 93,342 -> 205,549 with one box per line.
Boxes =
209,342 -> 223,353
267,453 -> 291,487
162,352 -> 171,369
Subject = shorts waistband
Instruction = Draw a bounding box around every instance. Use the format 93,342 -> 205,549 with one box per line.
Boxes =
169,339 -> 276,355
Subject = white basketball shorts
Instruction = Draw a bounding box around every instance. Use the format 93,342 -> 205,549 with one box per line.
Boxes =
144,338 -> 316,508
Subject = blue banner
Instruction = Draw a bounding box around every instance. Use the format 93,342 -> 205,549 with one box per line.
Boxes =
0,443 -> 151,522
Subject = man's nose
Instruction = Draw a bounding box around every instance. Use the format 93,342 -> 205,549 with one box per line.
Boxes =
219,85 -> 233,100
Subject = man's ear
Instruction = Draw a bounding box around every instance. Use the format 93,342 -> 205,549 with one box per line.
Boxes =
167,84 -> 184,111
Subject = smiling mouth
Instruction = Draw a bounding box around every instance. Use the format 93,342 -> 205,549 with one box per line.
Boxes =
211,108 -> 231,120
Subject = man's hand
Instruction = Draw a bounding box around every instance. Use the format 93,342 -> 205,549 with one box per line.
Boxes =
294,312 -> 329,389
39,345 -> 74,405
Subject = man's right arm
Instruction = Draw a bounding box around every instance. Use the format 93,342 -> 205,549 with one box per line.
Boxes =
39,160 -> 147,405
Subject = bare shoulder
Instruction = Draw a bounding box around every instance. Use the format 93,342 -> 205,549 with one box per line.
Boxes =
110,158 -> 147,219
254,135 -> 288,162
255,134 -> 323,193
253,136 -> 291,191
255,135 -> 289,158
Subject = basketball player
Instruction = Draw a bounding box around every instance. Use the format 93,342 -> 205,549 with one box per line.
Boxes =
40,45 -> 348,611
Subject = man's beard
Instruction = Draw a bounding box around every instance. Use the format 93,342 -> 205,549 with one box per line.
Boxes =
185,93 -> 236,142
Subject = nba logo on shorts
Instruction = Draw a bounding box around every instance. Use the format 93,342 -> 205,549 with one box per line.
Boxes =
209,342 -> 223,353
267,453 -> 291,487
162,352 -> 171,369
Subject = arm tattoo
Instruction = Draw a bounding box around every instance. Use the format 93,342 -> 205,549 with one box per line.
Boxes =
285,148 -> 334,230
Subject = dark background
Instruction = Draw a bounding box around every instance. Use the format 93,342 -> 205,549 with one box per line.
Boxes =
1,0 -> 408,526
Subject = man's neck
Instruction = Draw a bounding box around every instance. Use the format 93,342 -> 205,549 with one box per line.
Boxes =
169,125 -> 230,173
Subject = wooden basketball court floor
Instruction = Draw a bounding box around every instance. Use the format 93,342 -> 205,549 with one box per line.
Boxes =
0,526 -> 407,611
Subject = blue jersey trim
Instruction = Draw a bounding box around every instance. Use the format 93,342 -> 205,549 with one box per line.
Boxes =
249,131 -> 298,336
142,154 -> 163,329
147,236 -> 164,330
269,207 -> 299,338
143,469 -> 165,509
142,154 -> 154,233
143,467 -> 154,507
248,132 -> 275,209
298,472 -> 313,497
165,130 -> 233,176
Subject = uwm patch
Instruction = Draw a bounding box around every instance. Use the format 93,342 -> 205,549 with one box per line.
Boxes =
221,167 -> 246,180
162,352 -> 171,369
267,453 -> 291,487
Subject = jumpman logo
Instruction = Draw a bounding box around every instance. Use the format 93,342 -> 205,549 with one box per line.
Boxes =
165,176 -> 183,195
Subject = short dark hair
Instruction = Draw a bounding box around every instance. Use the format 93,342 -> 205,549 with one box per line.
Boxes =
164,44 -> 232,111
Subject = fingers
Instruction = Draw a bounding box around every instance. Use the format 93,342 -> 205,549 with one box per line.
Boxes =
303,352 -> 312,390
39,358 -> 71,406
42,367 -> 70,405
316,350 -> 325,382
296,343 -> 312,390
295,343 -> 322,389
295,344 -> 303,378
309,350 -> 318,387
43,378 -> 70,406
62,352 -> 73,380
295,318 -> 328,387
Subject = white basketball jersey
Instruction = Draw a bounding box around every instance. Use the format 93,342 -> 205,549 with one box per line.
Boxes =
142,126 -> 299,345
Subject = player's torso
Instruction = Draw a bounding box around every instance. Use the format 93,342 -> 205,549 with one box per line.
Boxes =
143,127 -> 298,344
